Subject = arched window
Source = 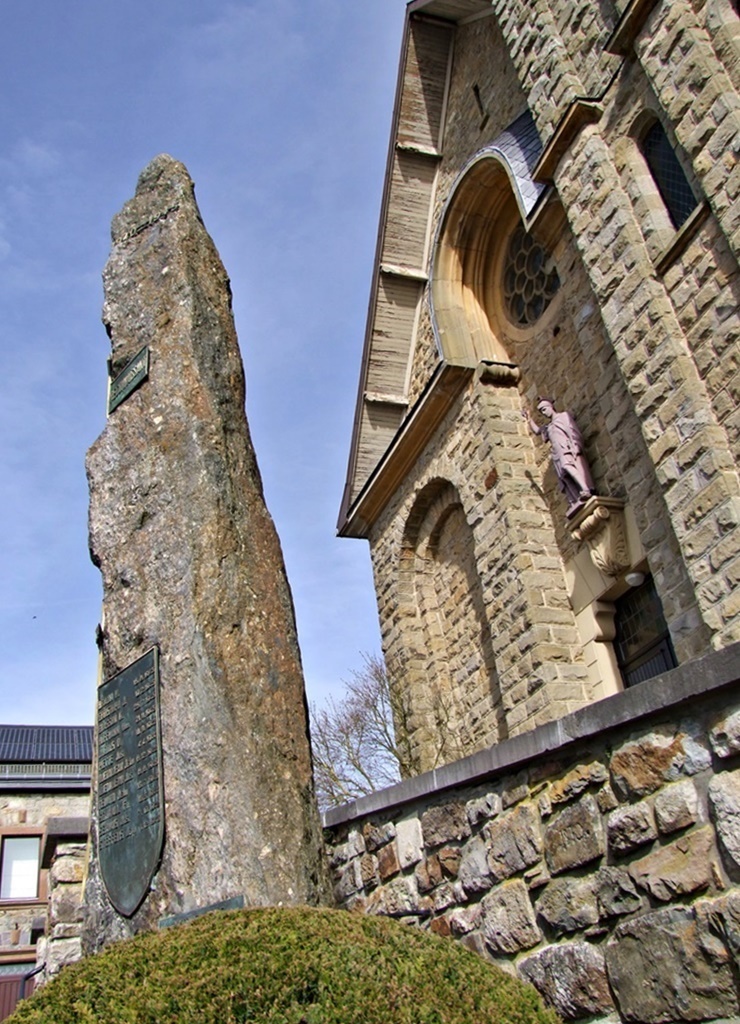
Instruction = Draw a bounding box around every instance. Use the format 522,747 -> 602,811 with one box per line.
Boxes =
640,120 -> 698,230
614,575 -> 676,687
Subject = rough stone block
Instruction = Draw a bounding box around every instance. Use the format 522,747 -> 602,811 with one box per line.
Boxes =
709,769 -> 740,874
47,937 -> 83,976
480,880 -> 541,955
696,890 -> 740,962
629,826 -> 716,901
334,859 -> 363,901
610,729 -> 710,799
421,802 -> 471,846
466,792 -> 501,827
50,856 -> 85,885
607,801 -> 657,855
49,885 -> 84,927
485,804 -> 542,882
367,876 -> 430,918
363,820 -> 396,853
654,779 -> 699,834
360,854 -> 379,891
438,846 -> 461,878
519,942 -> 615,1020
429,915 -> 451,937
449,903 -> 481,936
415,854 -> 442,893
595,856 -> 645,919
346,829 -> 366,858
710,706 -> 740,758
458,835 -> 493,895
432,882 -> 457,912
549,761 -> 608,806
545,795 -> 604,874
377,842 -> 401,882
605,906 -> 739,1023
396,817 -> 424,869
535,876 -> 598,934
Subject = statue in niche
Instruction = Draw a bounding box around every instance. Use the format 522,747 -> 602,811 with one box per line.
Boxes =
523,398 -> 595,517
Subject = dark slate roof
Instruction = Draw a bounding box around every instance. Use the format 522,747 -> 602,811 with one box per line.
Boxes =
0,725 -> 93,764
480,110 -> 548,222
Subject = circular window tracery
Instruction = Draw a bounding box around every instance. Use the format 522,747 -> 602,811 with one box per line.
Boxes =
502,224 -> 560,326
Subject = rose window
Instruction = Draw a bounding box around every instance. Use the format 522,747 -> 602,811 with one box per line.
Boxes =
502,224 -> 560,326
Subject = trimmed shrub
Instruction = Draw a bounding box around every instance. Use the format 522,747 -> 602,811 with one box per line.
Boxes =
9,907 -> 559,1024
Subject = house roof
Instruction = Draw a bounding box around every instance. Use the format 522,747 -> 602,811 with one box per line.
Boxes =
0,725 -> 93,790
0,725 -> 93,763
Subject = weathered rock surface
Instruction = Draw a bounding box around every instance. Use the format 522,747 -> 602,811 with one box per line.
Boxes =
609,728 -> 710,799
485,804 -> 542,881
605,906 -> 739,1022
84,156 -> 327,949
545,795 -> 604,874
628,826 -> 716,901
709,705 -> 740,758
710,769 -> 740,874
458,835 -> 493,895
420,802 -> 471,846
607,800 -> 657,855
595,866 -> 642,919
536,876 -> 598,934
480,880 -> 541,954
654,779 -> 699,834
519,942 -> 614,1020
396,817 -> 423,868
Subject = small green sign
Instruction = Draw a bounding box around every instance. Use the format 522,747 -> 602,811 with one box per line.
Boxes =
108,346 -> 149,413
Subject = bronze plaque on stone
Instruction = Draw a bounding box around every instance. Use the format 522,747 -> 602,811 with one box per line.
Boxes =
108,345 -> 149,413
97,647 -> 164,917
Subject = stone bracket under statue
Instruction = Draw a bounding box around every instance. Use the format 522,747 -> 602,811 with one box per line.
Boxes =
570,496 -> 634,578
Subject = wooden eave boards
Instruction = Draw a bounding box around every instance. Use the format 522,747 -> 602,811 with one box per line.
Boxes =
340,2 -> 488,537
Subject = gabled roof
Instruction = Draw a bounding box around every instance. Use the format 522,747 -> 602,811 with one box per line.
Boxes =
0,725 -> 93,790
0,725 -> 93,763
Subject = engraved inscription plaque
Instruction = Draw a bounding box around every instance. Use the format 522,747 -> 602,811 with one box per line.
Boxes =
108,345 -> 149,414
97,647 -> 164,917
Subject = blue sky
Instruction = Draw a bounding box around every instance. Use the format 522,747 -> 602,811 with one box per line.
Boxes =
0,1 -> 406,724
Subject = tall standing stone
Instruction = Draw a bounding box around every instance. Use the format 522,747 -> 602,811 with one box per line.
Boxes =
83,155 -> 327,949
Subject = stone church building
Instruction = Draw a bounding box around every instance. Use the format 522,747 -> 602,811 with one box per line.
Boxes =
339,0 -> 740,773
327,3 -> 740,1021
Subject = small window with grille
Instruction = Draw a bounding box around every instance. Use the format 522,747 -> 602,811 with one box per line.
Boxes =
640,120 -> 698,230
614,576 -> 677,688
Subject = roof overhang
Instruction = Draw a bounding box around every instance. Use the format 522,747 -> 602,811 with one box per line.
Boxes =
339,360 -> 474,538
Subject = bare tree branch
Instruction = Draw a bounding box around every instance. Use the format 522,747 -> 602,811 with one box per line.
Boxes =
310,654 -> 420,810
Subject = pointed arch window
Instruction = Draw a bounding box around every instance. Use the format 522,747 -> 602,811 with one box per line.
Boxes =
640,120 -> 698,230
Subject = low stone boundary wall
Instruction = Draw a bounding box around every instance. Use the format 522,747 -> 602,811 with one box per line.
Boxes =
322,645 -> 740,1023
37,817 -> 89,982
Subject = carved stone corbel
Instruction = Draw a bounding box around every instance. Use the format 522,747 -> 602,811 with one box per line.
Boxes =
475,361 -> 521,387
570,496 -> 631,577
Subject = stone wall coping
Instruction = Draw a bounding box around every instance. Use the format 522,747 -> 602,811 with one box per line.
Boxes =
40,816 -> 89,868
321,643 -> 740,828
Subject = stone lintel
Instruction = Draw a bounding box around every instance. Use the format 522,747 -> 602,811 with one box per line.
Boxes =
41,817 -> 90,869
322,643 -> 740,828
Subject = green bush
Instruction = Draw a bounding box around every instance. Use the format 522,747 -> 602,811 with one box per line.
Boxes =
9,906 -> 559,1024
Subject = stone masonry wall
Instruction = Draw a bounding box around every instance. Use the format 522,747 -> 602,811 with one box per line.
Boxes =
324,646 -> 740,1024
0,793 -> 88,964
36,837 -> 88,982
492,0 -> 740,646
368,0 -> 740,774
